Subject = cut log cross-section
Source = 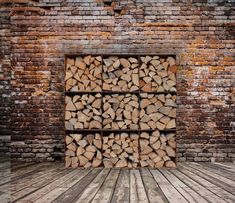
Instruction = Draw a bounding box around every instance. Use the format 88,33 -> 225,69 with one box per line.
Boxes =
139,56 -> 176,92
65,55 -> 102,92
65,133 -> 103,168
102,94 -> 139,129
102,56 -> 139,92
139,93 -> 176,130
65,93 -> 102,130
102,133 -> 139,168
139,131 -> 176,168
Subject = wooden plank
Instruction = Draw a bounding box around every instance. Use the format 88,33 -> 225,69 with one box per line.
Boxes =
182,163 -> 235,195
160,168 -> 208,203
52,169 -> 101,203
11,163 -> 49,178
0,169 -> 10,186
203,162 -> 235,176
0,191 -> 10,203
172,167 -> 227,203
0,158 -> 9,163
29,169 -> 91,203
21,168 -> 91,202
62,169 -> 92,188
11,164 -> 63,192
76,169 -> 110,203
215,162 -> 235,168
11,187 -> 38,202
140,168 -> 168,203
0,181 -> 10,194
11,162 -> 37,172
11,163 -> 53,182
34,188 -> 68,203
150,169 -> 187,203
0,161 -> 10,170
130,169 -> 149,203
177,165 -> 235,202
111,169 -> 130,203
91,169 -> 120,203
11,167 -> 68,202
190,162 -> 235,181
213,163 -> 235,173
0,163 -> 48,186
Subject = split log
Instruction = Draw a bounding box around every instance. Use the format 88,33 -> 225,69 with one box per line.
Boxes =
102,57 -> 139,92
140,93 -> 176,130
65,133 -> 102,168
139,56 -> 176,92
65,56 -> 102,92
65,94 -> 102,129
103,133 -> 139,168
139,131 -> 176,168
103,94 -> 139,129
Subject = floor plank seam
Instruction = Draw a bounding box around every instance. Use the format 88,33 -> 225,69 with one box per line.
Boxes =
169,168 -> 216,202
12,167 -> 70,203
183,163 -> 235,196
89,169 -> 111,203
139,168 -> 151,203
148,169 -> 170,203
109,169 -> 121,203
52,169 -> 90,203
177,166 -> 233,202
159,169 -> 190,203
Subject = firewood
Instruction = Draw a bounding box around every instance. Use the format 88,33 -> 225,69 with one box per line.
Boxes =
92,158 -> 102,167
65,55 -> 177,169
65,157 -> 72,167
65,135 -> 73,145
139,56 -> 176,92
165,160 -> 176,168
139,131 -> 176,168
165,146 -> 176,157
115,159 -> 127,168
165,118 -> 175,129
70,134 -> 82,143
65,56 -> 102,91
65,133 -> 103,168
102,57 -> 139,91
65,94 -> 102,129
67,142 -> 76,152
102,133 -> 139,168
103,94 -> 139,129
103,159 -> 113,168
140,93 -> 176,130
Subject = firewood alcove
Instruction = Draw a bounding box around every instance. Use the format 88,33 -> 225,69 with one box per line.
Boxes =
64,55 -> 177,168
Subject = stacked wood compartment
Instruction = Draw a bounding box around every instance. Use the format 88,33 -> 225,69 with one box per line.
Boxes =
65,55 -> 177,168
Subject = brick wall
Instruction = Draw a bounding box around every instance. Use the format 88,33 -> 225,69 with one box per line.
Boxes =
0,2 -> 11,157
2,0 -> 234,161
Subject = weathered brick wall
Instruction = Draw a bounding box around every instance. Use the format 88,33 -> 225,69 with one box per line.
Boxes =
5,0 -> 235,161
0,2 -> 11,157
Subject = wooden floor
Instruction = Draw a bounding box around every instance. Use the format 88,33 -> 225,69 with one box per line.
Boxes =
0,159 -> 235,203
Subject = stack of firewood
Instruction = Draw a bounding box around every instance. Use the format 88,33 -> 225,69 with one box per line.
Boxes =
64,55 -> 177,168
139,93 -> 176,130
102,133 -> 139,168
139,131 -> 176,168
65,133 -> 103,168
103,57 -> 139,91
65,93 -> 102,129
139,56 -> 176,92
102,94 -> 139,129
65,56 -> 102,91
